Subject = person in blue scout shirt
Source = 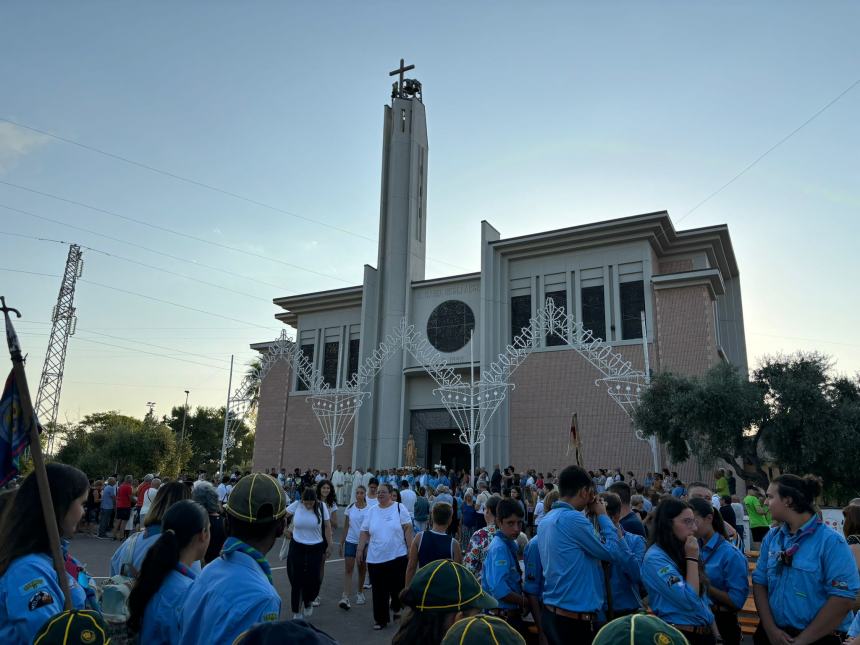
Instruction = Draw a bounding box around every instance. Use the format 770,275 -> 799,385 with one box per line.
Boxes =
599,492 -> 645,620
536,465 -> 626,645
109,481 -> 192,578
127,500 -> 210,644
752,474 -> 859,645
523,532 -> 546,642
0,463 -> 96,644
178,473 -> 287,645
846,611 -> 860,644
642,498 -> 715,645
689,497 -> 748,645
482,498 -> 527,632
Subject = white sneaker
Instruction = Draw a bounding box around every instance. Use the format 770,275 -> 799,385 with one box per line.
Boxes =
303,605 -> 313,618
355,592 -> 366,605
312,596 -> 321,607
363,581 -> 372,589
338,594 -> 351,610
292,613 -> 302,620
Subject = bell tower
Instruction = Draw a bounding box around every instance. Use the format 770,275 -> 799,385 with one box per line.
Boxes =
354,59 -> 429,468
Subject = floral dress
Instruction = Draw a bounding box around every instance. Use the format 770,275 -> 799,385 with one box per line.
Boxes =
463,525 -> 498,580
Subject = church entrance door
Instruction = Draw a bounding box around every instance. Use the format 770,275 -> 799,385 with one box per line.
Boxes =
426,429 -> 470,471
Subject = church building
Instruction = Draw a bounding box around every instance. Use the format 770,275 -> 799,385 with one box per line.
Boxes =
251,65 -> 747,479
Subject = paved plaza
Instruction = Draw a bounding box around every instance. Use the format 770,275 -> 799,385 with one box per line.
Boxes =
73,527 -> 392,645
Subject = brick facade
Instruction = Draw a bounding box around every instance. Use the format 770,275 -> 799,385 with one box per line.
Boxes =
252,358 -> 355,475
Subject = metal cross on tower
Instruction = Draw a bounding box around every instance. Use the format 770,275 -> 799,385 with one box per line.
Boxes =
389,58 -> 415,95
35,244 -> 83,455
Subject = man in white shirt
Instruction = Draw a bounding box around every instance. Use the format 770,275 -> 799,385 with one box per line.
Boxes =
398,480 -> 417,519
332,466 -> 347,505
140,477 -> 160,524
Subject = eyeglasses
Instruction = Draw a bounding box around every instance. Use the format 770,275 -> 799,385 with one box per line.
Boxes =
677,517 -> 699,527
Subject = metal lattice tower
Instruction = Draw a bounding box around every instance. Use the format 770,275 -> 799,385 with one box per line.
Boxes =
35,244 -> 83,454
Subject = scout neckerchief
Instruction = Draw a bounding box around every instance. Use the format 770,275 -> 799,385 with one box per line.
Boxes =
174,562 -> 197,580
221,537 -> 273,584
775,516 -> 821,570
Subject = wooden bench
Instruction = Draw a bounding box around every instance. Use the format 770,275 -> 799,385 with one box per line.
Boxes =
740,550 -> 761,635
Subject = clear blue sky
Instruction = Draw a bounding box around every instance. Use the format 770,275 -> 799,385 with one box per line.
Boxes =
1,2 -> 858,423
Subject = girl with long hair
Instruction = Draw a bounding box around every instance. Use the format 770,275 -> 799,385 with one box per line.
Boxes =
752,474 -> 858,645
127,500 -> 210,643
642,498 -> 714,645
284,487 -> 332,620
312,479 -> 338,608
0,463 -> 95,643
109,480 -> 192,578
690,497 -> 748,645
339,484 -> 369,610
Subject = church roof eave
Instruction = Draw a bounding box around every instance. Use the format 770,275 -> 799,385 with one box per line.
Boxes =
488,211 -> 739,279
272,284 -> 364,329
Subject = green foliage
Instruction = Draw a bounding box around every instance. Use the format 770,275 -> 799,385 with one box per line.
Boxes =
55,412 -> 179,478
163,406 -> 254,475
634,353 -> 860,500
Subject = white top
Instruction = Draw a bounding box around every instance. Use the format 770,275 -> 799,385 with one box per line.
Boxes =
731,501 -> 745,521
366,495 -> 379,508
344,503 -> 370,544
287,500 -> 330,545
399,488 -> 417,518
360,503 -> 411,564
326,501 -> 339,516
141,487 -> 159,514
534,500 -> 546,525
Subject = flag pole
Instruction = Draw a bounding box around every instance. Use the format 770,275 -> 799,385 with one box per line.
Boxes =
0,297 -> 72,610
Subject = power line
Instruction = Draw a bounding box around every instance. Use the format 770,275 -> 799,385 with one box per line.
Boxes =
0,266 -> 277,330
0,202 -> 303,294
0,179 -> 357,284
677,76 -> 860,225
1,230 -> 273,304
0,117 -> 378,242
0,116 -> 472,273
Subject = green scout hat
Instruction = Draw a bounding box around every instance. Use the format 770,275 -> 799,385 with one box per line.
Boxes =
224,473 -> 287,523
34,610 -> 110,645
441,615 -> 525,645
405,560 -> 498,612
593,614 -> 689,645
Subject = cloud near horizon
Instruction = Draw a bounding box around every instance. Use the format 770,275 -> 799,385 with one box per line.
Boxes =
0,122 -> 50,172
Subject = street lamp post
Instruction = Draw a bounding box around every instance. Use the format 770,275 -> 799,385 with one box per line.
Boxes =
178,390 -> 190,475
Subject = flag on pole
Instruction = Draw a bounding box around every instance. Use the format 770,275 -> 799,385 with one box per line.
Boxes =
567,413 -> 584,468
0,369 -> 38,485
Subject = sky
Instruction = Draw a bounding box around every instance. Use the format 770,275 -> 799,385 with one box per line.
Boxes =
1,2 -> 858,424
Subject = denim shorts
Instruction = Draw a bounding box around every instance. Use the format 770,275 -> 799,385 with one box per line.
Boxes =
344,541 -> 358,558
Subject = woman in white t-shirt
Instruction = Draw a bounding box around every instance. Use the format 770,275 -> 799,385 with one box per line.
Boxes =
312,479 -> 339,607
338,485 -> 370,610
283,488 -> 332,620
356,483 -> 413,630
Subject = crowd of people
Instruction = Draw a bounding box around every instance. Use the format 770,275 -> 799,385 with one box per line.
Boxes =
0,460 -> 858,645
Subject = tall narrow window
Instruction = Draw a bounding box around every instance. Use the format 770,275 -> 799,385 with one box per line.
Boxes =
297,344 -> 315,391
347,338 -> 360,383
322,341 -> 339,388
620,280 -> 645,340
510,294 -> 532,344
581,286 -> 606,341
545,290 -> 567,346
417,149 -> 424,242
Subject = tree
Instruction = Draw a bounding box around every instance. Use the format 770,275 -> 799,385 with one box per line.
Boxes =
55,412 -> 179,478
164,406 -> 254,476
634,353 -> 860,500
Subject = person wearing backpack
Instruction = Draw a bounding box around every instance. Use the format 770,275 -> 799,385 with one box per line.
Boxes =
282,487 -> 332,620
109,481 -> 191,578
127,500 -> 210,644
